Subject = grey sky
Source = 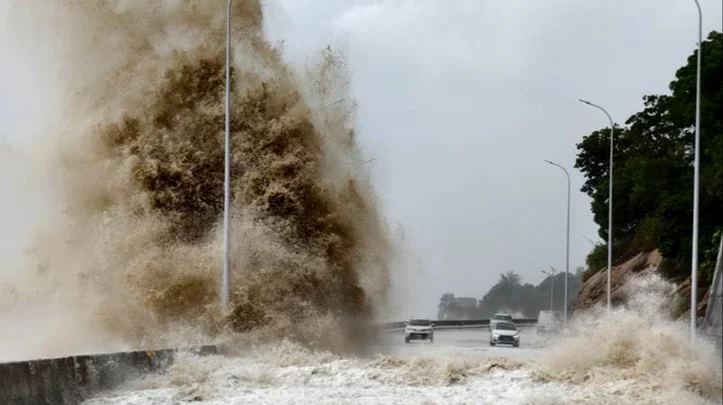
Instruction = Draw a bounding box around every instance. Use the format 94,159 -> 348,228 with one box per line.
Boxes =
1,1 -> 721,321
263,0 -> 722,319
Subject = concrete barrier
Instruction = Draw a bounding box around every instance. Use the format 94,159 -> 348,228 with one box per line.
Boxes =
0,318 -> 537,404
0,345 -> 216,405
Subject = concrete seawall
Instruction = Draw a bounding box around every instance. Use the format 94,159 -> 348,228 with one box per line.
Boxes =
0,345 -> 217,405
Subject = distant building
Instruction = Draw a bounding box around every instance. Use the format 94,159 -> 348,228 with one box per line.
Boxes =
452,297 -> 478,308
438,294 -> 483,320
444,297 -> 479,320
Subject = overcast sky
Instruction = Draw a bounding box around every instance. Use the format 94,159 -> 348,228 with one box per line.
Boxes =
262,0 -> 722,319
1,0 -> 721,320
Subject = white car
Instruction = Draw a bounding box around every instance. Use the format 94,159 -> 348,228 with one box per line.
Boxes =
404,319 -> 435,343
489,313 -> 514,330
489,321 -> 520,347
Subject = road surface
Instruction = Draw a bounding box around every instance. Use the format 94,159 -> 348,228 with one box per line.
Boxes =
371,326 -> 545,360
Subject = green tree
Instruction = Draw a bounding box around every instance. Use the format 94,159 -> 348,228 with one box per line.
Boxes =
477,270 -> 581,318
575,31 -> 723,283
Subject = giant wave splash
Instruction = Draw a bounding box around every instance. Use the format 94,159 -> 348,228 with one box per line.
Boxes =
0,0 -> 391,360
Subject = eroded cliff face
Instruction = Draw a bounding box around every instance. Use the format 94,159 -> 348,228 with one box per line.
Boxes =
571,251 -> 663,314
571,249 -> 715,322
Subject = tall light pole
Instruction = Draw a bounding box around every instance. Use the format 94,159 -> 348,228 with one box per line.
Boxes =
222,0 -> 234,312
690,0 -> 703,343
579,99 -> 614,313
541,267 -> 557,312
544,160 -> 570,329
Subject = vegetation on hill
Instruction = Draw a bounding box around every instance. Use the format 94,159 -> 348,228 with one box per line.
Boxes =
575,31 -> 722,286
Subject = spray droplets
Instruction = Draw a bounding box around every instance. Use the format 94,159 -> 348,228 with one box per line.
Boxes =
1,0 -> 391,359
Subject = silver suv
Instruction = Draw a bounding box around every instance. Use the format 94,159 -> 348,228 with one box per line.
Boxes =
489,313 -> 513,330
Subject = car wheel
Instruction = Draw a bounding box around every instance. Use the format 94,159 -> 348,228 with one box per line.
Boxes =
513,343 -> 519,347
489,341 -> 495,347
405,337 -> 410,343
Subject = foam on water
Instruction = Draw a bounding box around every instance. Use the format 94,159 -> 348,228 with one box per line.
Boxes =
83,345 -> 720,405
82,274 -> 721,405
536,274 -> 722,402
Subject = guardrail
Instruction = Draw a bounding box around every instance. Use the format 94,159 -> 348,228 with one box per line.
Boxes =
702,235 -> 722,351
377,318 -> 538,330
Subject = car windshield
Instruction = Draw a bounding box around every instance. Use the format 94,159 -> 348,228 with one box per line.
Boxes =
493,315 -> 512,320
409,319 -> 431,326
495,322 -> 517,331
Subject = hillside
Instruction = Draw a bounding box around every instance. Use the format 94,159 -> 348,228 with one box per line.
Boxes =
572,31 -> 722,319
572,250 -> 661,312
571,249 -> 714,323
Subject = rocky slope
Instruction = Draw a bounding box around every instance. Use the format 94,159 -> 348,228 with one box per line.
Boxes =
571,250 -> 662,312
571,250 -> 710,321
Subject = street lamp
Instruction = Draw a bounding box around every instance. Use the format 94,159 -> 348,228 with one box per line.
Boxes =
578,99 -> 614,313
544,160 -> 570,329
583,236 -> 598,247
222,0 -> 234,312
541,267 -> 557,313
689,0 -> 703,344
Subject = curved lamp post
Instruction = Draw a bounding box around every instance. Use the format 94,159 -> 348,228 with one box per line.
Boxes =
578,99 -> 614,313
544,160 -> 570,329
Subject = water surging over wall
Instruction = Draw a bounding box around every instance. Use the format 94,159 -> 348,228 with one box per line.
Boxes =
123,274 -> 720,404
536,274 -> 723,403
0,0 -> 391,360
82,275 -> 722,404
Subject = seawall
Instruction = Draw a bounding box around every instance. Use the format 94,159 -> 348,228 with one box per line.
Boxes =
0,345 -> 217,405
